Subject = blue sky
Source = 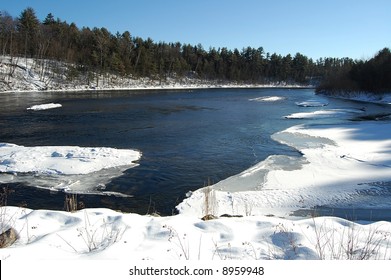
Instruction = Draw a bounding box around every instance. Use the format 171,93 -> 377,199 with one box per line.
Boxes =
2,0 -> 390,60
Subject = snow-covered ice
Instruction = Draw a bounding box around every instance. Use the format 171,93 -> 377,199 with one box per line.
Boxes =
0,144 -> 141,193
178,121 -> 391,218
0,143 -> 141,175
295,99 -> 329,107
27,103 -> 62,111
249,96 -> 286,102
285,108 -> 364,119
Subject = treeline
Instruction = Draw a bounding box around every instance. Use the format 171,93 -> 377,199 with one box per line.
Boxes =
317,48 -> 391,94
0,7 -> 361,85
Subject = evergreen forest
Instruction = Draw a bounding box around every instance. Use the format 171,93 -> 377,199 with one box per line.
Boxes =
317,48 -> 391,94
0,8 -> 389,93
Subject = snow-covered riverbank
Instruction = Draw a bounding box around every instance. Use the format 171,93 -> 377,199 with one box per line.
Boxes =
1,206 -> 391,261
0,56 -> 307,93
178,120 -> 391,217
320,91 -> 391,105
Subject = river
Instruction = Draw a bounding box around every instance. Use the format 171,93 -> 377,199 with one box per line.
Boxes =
1,88 -> 390,216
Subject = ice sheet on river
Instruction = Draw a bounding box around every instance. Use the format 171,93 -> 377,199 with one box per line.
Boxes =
178,121 -> 391,217
0,143 -> 141,194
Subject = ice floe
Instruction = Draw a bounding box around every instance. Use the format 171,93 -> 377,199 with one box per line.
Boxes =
249,96 -> 286,102
0,143 -> 141,175
0,143 -> 141,193
27,103 -> 62,111
285,108 -> 364,119
295,99 -> 329,107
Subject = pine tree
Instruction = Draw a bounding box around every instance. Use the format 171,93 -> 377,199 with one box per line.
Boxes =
17,7 -> 40,59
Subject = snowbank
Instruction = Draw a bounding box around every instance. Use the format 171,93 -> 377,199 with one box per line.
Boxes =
1,206 -> 390,260
321,91 -> 391,105
27,103 -> 62,111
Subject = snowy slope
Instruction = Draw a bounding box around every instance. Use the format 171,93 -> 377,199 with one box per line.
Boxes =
0,56 -> 306,93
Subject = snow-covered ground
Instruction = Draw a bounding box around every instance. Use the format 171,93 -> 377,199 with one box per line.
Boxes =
1,56 -> 391,264
1,206 -> 391,261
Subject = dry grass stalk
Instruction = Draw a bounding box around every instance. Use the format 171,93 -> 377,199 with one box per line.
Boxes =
311,218 -> 391,260
203,179 -> 217,217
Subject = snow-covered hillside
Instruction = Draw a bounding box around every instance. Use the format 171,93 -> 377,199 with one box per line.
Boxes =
0,56 -> 304,93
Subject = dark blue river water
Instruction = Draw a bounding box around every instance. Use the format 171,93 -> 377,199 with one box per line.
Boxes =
1,88 -> 390,216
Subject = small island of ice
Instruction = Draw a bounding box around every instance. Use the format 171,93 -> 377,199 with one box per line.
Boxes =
295,99 -> 329,107
284,108 -> 364,119
249,96 -> 286,102
27,103 -> 62,111
0,143 -> 142,193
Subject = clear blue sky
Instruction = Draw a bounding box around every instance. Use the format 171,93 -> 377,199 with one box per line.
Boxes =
2,0 -> 390,60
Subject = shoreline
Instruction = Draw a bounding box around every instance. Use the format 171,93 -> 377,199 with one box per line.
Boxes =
319,90 -> 391,105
